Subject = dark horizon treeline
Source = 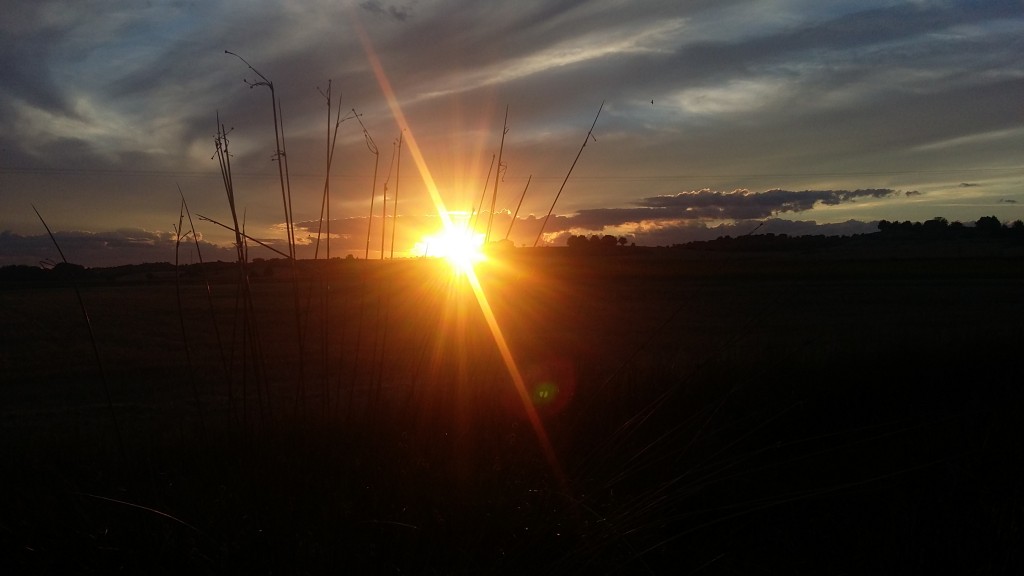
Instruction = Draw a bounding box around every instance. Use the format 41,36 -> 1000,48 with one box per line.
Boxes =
875,215 -> 1023,238
565,214 -> 1024,253
2,216 -> 1023,280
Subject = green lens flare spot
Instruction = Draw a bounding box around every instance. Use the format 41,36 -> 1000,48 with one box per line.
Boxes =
532,381 -> 559,406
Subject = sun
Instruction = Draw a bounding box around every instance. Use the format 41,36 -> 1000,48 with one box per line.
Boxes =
414,226 -> 486,272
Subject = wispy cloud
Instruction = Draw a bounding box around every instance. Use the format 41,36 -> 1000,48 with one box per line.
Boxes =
360,0 -> 411,22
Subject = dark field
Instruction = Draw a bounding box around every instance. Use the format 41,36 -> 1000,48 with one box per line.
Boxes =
2,247 -> 1022,574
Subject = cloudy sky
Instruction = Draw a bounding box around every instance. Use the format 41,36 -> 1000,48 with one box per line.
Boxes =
2,0 -> 1022,266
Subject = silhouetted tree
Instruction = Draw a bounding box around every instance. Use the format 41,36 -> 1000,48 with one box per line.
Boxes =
922,217 -> 949,237
976,215 -> 1001,235
53,262 -> 87,279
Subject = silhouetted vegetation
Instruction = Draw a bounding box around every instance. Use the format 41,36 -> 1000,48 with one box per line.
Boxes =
562,215 -> 1024,256
877,215 -> 1023,240
565,233 -> 628,251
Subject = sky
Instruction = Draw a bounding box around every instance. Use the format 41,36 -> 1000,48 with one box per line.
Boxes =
1,0 -> 1022,267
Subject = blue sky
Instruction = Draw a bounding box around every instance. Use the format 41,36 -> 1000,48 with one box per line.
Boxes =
2,0 -> 1022,266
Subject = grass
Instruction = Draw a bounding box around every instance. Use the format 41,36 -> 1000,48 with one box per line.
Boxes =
2,249 -> 1023,574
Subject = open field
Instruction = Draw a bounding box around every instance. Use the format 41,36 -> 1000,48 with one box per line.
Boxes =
2,246 -> 1023,574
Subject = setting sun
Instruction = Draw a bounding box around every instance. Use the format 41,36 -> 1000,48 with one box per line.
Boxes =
414,225 -> 485,272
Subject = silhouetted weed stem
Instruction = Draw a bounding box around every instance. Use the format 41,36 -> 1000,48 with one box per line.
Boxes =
195,215 -> 290,259
355,108 -> 379,260
534,100 -> 604,246
505,174 -> 531,241
212,119 -> 274,437
310,80 -> 348,418
173,197 -> 207,438
381,139 -> 395,259
350,108 -> 380,422
225,51 -> 308,421
31,205 -> 125,461
77,492 -> 201,533
178,186 -> 230,389
275,100 -> 309,421
472,154 -> 495,233
486,105 -> 509,244
224,51 -> 295,258
389,130 -> 404,259
212,118 -> 245,434
277,99 -> 296,259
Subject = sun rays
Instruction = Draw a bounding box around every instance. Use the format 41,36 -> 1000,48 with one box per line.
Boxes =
351,12 -> 565,482
415,224 -> 485,273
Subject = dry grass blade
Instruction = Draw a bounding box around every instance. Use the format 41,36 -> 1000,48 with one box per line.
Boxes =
30,204 -> 125,460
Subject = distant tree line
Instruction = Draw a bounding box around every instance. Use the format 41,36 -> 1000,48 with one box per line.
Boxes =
0,261 -> 219,283
685,216 -> 1024,253
0,258 -> 361,283
565,234 -> 630,250
876,216 -> 1024,239
676,232 -> 857,252
564,215 -> 1024,255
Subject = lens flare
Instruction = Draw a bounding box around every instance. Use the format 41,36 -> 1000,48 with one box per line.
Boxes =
532,381 -> 559,406
351,9 -> 565,484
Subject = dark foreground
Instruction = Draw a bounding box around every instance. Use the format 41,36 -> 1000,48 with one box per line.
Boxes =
2,246 -> 1022,574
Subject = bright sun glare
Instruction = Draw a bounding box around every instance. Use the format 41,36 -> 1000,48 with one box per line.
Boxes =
414,222 -> 486,272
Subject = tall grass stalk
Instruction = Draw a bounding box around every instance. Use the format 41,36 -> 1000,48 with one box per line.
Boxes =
31,205 -> 125,460
381,139 -> 396,259
534,100 -> 604,246
173,198 -> 207,438
311,81 -> 354,260
225,51 -> 295,258
471,154 -> 496,233
348,108 -> 382,421
389,130 -> 404,259
275,100 -> 310,420
226,50 -> 308,419
178,186 -> 230,393
485,105 -> 509,244
277,100 -> 297,259
505,174 -> 531,241
310,81 -> 355,418
212,118 -> 272,437
212,117 -> 244,433
238,218 -> 270,431
355,109 -> 379,260
196,216 -> 291,259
